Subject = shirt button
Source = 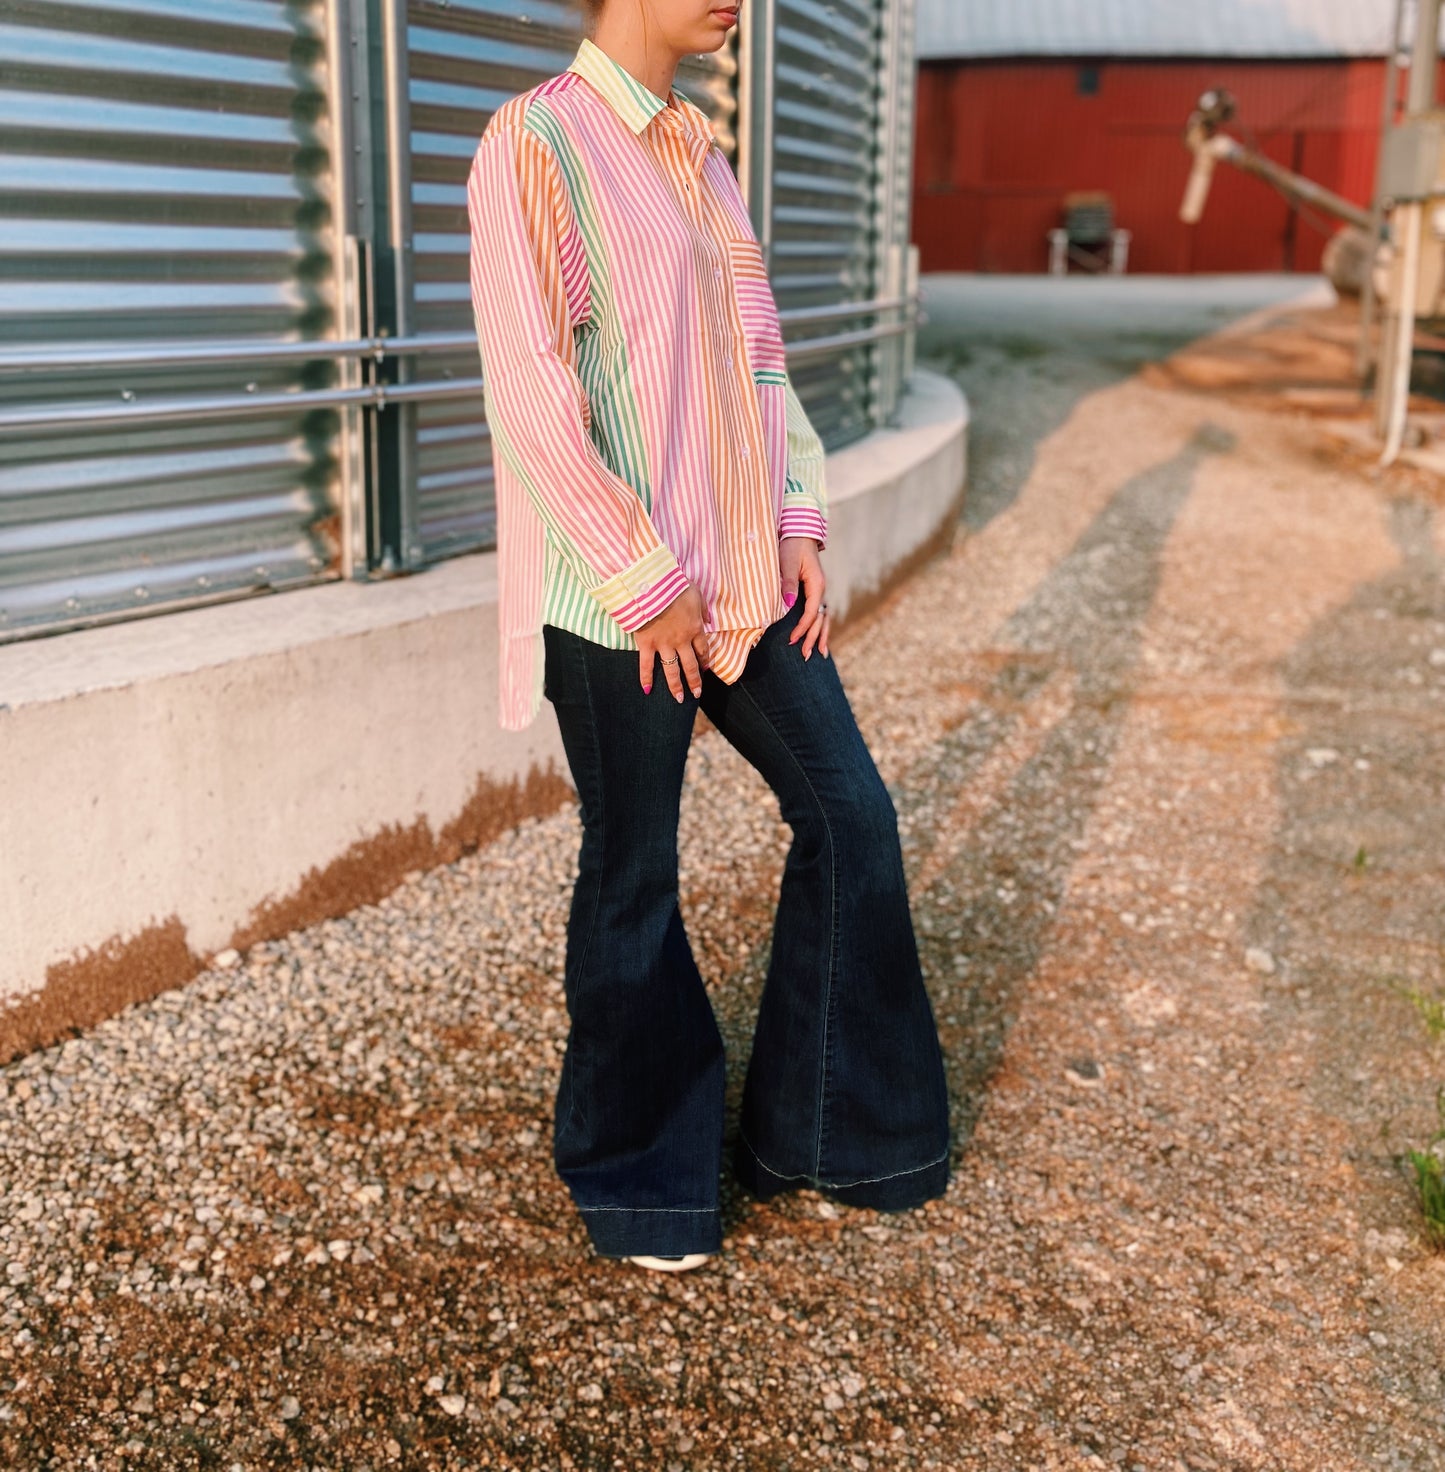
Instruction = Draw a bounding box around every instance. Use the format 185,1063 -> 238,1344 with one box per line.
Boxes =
746,530 -> 757,543
724,354 -> 734,368
714,267 -> 723,279
739,445 -> 750,458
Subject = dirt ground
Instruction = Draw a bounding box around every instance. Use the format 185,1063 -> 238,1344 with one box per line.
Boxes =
3,279 -> 1444,1470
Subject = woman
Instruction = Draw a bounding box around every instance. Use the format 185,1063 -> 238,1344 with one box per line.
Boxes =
467,0 -> 950,1272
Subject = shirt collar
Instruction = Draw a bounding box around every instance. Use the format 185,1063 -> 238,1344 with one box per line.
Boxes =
567,34 -> 717,147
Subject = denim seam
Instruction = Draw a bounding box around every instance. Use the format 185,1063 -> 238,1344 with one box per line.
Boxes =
817,1146 -> 950,1190
731,676 -> 839,1179
577,1205 -> 718,1214
736,1125 -> 802,1181
738,1125 -> 947,1191
560,640 -> 606,1144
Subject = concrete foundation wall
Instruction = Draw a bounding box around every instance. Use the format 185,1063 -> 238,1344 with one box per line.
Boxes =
0,368 -> 967,1062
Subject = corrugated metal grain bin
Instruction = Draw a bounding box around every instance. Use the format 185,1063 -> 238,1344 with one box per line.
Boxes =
0,0 -> 347,634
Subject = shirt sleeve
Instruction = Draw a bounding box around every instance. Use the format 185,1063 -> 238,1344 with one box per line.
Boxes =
777,369 -> 828,550
468,117 -> 690,631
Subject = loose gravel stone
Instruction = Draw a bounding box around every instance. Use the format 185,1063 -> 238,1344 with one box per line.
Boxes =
1245,946 -> 1278,975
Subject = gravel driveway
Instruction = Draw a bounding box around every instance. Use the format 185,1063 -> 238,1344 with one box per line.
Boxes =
3,277 -> 1443,1470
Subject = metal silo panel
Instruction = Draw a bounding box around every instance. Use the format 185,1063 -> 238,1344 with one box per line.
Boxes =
0,0 -> 344,639
400,0 -> 736,563
769,0 -> 883,448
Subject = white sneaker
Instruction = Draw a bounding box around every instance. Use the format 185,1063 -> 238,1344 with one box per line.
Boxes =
625,1252 -> 713,1272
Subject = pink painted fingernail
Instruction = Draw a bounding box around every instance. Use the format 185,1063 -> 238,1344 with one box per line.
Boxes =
642,683 -> 651,694
782,591 -> 796,608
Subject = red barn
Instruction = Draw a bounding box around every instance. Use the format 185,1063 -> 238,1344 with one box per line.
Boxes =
912,0 -> 1401,274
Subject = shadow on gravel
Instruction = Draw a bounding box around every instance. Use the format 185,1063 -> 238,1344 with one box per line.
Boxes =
893,424 -> 1237,1158
1244,495 -> 1445,1465
920,301 -> 1253,533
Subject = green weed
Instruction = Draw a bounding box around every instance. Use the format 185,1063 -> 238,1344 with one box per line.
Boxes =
1387,976 -> 1445,1040
1406,1090 -> 1445,1250
994,335 -> 1048,362
1409,1149 -> 1445,1249
1406,988 -> 1445,1040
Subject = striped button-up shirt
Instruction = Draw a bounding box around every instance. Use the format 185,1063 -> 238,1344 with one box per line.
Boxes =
468,34 -> 828,732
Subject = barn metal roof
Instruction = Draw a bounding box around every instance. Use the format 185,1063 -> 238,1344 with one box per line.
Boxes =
915,0 -> 1403,61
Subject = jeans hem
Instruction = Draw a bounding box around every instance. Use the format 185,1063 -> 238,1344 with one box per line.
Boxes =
732,1131 -> 950,1212
577,1204 -> 724,1258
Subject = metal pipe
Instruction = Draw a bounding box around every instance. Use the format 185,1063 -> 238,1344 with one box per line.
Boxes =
324,0 -> 367,581
1377,0 -> 1443,448
379,0 -> 421,567
783,313 -> 923,361
381,1 -> 414,337
1382,200 -> 1424,465
871,0 -> 905,427
0,333 -> 472,375
1199,134 -> 1374,232
1407,0 -> 1443,114
778,294 -> 915,326
0,380 -> 480,436
737,0 -> 777,256
0,299 -> 920,376
1358,0 -> 1409,378
903,243 -> 920,384
0,310 -> 923,435
1179,145 -> 1219,224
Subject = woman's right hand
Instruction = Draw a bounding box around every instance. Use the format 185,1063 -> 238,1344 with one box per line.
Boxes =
636,584 -> 709,702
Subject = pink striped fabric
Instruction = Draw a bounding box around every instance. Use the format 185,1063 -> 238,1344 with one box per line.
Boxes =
468,35 -> 829,732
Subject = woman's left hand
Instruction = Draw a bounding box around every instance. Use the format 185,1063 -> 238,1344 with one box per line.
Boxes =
779,535 -> 829,661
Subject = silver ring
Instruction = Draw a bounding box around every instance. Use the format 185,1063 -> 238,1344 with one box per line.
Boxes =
660,654 -> 679,665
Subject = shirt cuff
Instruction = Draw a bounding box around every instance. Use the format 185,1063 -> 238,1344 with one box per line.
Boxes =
778,506 -> 828,549
591,543 -> 690,632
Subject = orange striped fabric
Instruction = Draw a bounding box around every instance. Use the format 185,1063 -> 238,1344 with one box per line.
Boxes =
468,35 -> 828,732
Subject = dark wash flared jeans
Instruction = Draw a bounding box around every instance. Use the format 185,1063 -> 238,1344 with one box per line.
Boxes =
540,595 -> 951,1258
